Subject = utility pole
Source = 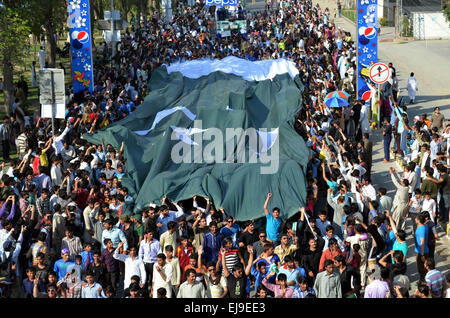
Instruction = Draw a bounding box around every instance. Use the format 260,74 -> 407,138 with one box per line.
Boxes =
110,0 -> 116,59
395,0 -> 399,38
399,0 -> 403,37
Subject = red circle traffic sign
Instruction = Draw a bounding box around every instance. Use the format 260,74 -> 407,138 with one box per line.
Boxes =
369,63 -> 390,84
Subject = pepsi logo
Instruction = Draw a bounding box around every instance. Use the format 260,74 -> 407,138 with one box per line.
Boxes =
72,31 -> 89,43
362,90 -> 372,101
364,27 -> 376,39
72,39 -> 83,50
359,35 -> 369,46
77,31 -> 89,43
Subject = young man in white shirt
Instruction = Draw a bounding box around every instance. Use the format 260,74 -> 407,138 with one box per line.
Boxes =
408,189 -> 423,233
151,253 -> 173,298
421,192 -> 436,223
113,242 -> 146,289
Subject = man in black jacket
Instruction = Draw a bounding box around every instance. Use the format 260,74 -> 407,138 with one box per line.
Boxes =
296,207 -> 321,253
334,254 -> 361,297
301,235 -> 325,287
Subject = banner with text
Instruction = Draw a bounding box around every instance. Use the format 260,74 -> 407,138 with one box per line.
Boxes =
356,0 -> 378,103
206,0 -> 238,6
68,0 -> 94,94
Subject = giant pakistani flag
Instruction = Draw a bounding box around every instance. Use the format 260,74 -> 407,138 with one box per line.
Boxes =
83,57 -> 309,221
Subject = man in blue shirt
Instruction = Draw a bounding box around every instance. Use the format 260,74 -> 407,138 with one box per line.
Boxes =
202,221 -> 223,264
22,267 -> 45,298
125,97 -> 136,114
118,100 -> 129,118
82,272 -> 106,298
414,214 -> 429,281
54,249 -> 76,280
277,255 -> 306,289
250,258 -> 270,292
80,242 -> 94,269
101,219 -> 128,251
220,216 -> 241,246
263,193 -> 283,245
156,202 -> 185,236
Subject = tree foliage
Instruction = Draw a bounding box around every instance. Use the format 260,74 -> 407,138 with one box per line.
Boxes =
0,5 -> 31,114
444,3 -> 450,27
0,7 -> 30,65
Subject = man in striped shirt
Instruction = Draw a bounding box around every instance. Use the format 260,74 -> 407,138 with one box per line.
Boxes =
16,130 -> 28,159
216,237 -> 244,273
425,257 -> 445,298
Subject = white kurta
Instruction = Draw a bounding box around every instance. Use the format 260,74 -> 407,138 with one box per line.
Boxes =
113,251 -> 147,289
360,104 -> 370,133
407,76 -> 417,101
152,262 -> 174,298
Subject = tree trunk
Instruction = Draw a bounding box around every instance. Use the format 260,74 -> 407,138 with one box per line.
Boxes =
2,56 -> 14,116
90,0 -> 96,54
91,0 -> 102,19
46,23 -> 57,68
137,0 -> 142,26
142,0 -> 148,24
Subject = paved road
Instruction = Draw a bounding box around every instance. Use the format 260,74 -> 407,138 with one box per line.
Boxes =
312,0 -> 450,290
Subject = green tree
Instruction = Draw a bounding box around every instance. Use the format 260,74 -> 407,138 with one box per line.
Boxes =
27,0 -> 67,68
0,6 -> 31,114
444,3 -> 450,27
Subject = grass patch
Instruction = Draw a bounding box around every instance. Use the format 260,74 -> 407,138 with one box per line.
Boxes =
341,9 -> 357,24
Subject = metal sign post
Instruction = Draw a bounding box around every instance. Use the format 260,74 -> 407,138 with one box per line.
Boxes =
377,84 -> 381,128
39,68 -> 66,129
369,63 -> 390,128
50,71 -> 55,137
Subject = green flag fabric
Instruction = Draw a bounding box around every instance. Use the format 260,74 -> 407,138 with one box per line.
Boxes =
83,58 -> 309,221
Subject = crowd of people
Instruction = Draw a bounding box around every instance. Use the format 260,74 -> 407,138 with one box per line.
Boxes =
0,0 -> 448,299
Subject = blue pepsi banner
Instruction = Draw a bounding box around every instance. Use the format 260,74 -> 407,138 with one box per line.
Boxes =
356,0 -> 378,102
67,0 -> 94,94
205,0 -> 238,6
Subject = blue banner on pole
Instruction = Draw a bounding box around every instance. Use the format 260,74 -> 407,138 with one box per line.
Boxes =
356,0 -> 378,102
68,0 -> 94,94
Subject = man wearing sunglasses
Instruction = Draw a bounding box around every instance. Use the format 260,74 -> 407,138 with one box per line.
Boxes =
252,231 -> 268,259
33,279 -> 60,298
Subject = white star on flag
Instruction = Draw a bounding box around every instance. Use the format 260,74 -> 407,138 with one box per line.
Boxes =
70,0 -> 81,10
76,51 -> 82,57
367,54 -> 372,58
362,47 -> 368,53
363,12 -> 375,24
82,2 -> 87,8
81,10 -> 87,17
75,16 -> 86,28
81,58 -> 85,63
360,0 -> 369,4
84,64 -> 91,72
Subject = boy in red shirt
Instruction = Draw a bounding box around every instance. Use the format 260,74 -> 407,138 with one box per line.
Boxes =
176,236 -> 193,280
347,244 -> 361,270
